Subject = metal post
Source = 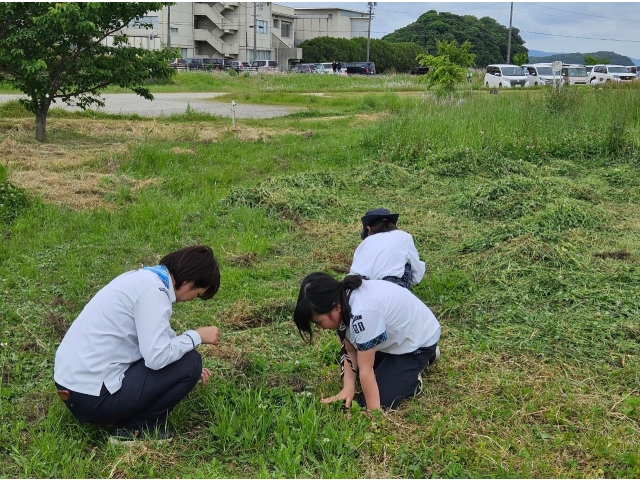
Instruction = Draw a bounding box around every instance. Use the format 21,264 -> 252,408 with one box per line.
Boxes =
506,2 -> 513,64
231,101 -> 237,128
167,5 -> 171,49
253,2 -> 257,64
366,3 -> 374,66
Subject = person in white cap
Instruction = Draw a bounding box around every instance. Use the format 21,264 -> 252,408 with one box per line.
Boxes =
349,208 -> 425,289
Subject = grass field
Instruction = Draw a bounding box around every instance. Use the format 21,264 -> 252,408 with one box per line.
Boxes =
1,73 -> 640,478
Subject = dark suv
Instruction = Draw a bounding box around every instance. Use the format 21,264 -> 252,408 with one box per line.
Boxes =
344,62 -> 376,75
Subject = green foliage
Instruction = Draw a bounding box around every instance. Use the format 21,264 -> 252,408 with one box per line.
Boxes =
546,85 -> 582,114
297,36 -> 425,73
513,52 -> 528,66
0,2 -> 175,140
0,180 -> 31,224
584,53 -> 610,65
383,10 -> 527,66
417,40 -> 475,94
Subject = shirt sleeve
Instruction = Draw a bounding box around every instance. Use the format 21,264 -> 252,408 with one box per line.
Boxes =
134,285 -> 199,370
406,235 -> 426,284
350,309 -> 387,351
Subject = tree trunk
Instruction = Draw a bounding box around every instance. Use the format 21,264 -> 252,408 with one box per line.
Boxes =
35,103 -> 50,142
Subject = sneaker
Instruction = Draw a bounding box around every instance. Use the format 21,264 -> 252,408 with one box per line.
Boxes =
109,426 -> 174,446
427,345 -> 441,369
415,373 -> 423,395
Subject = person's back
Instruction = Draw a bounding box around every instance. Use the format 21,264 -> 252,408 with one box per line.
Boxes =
347,279 -> 440,355
350,229 -> 425,285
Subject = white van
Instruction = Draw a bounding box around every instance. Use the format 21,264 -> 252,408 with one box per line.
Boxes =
522,63 -> 562,86
484,64 -> 528,88
561,64 -> 588,85
588,64 -> 636,84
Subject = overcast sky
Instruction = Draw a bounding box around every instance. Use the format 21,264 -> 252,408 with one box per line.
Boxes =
279,2 -> 640,62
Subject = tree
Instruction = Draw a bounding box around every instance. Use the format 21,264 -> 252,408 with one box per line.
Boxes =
297,36 -> 425,73
584,54 -> 610,65
513,52 -> 528,66
0,3 -> 175,141
383,10 -> 528,67
417,40 -> 476,94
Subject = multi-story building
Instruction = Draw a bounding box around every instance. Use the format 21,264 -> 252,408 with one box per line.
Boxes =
115,3 -> 371,68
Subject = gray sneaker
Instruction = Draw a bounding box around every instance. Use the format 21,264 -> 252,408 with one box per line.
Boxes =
427,345 -> 441,369
109,426 -> 174,446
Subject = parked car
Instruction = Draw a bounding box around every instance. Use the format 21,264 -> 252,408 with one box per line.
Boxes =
344,62 -> 376,75
484,64 -> 528,88
589,64 -> 636,84
410,66 -> 430,75
252,60 -> 278,71
624,65 -> 640,78
314,63 -> 327,74
168,58 -> 189,70
561,64 -> 588,85
522,63 -> 562,86
292,63 -> 317,73
187,58 -> 205,71
231,61 -> 251,72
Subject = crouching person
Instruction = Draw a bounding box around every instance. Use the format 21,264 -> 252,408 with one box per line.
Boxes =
294,273 -> 441,411
54,245 -> 221,444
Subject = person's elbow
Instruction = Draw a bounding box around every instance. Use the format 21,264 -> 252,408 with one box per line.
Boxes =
143,349 -> 172,370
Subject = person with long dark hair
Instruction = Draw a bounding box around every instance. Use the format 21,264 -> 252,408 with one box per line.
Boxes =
54,245 -> 222,444
350,208 -> 425,290
294,272 -> 441,411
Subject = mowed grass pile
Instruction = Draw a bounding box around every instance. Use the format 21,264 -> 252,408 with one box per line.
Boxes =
1,80 -> 640,478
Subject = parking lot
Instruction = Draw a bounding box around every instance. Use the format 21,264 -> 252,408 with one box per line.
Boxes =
0,92 -> 298,119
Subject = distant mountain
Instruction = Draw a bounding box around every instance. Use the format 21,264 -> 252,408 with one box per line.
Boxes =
631,57 -> 640,66
527,49 -> 564,57
529,51 -> 634,66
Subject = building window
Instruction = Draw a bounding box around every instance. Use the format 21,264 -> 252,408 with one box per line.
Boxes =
170,27 -> 178,35
256,20 -> 267,34
273,19 -> 279,28
128,15 -> 159,29
281,22 -> 291,38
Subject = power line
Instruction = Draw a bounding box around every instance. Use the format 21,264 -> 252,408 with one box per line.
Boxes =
526,2 -> 640,23
521,30 -> 640,43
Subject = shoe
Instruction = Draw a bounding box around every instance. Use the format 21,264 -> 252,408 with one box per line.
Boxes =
109,426 -> 174,446
427,345 -> 441,370
415,373 -> 423,395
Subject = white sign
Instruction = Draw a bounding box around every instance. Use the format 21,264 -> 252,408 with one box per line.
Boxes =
551,61 -> 563,73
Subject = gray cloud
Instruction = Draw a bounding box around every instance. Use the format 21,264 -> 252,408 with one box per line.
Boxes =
279,2 -> 640,61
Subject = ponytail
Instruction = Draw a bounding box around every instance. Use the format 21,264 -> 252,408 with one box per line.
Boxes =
293,272 -> 363,343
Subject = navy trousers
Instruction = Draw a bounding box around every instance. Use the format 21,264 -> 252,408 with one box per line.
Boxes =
55,350 -> 202,430
357,343 -> 438,410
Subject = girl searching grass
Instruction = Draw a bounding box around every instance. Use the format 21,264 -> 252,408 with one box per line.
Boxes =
294,273 -> 441,411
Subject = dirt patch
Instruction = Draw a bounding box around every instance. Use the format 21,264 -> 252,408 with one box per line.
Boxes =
44,312 -> 69,339
593,250 -> 633,260
220,298 -> 293,330
226,252 -> 258,267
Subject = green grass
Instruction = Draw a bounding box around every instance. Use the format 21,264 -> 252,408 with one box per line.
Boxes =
1,81 -> 640,477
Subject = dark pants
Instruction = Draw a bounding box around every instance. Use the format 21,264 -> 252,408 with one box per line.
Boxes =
55,350 -> 202,430
357,343 -> 438,410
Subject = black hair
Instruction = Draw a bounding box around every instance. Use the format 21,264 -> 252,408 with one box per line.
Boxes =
160,245 -> 220,300
293,272 -> 363,343
367,218 -> 398,236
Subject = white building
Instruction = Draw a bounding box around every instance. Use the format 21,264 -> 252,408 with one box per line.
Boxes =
114,3 -> 371,67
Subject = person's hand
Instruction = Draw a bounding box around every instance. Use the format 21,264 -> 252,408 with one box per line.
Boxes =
196,326 -> 220,345
321,387 -> 355,408
200,368 -> 211,387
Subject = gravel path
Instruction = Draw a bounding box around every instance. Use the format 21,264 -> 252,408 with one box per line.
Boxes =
0,92 -> 298,119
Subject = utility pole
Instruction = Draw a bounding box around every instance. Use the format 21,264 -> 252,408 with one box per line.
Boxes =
366,2 -> 376,67
506,2 -> 513,64
253,2 -> 257,64
167,4 -> 171,49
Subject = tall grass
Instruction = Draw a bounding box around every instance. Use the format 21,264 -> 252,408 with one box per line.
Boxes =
1,84 -> 640,477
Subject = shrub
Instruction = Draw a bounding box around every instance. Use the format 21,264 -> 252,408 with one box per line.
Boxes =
0,180 -> 31,224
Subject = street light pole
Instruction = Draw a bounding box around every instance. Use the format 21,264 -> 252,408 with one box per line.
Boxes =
365,2 -> 376,66
253,2 -> 257,64
167,4 -> 171,49
506,2 -> 513,64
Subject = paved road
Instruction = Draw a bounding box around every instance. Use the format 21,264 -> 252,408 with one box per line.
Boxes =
0,92 -> 297,119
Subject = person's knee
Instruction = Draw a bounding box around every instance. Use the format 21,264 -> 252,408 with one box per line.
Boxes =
182,350 -> 202,381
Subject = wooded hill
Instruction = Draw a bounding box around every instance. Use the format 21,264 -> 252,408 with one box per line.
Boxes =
382,10 -> 528,67
529,51 -> 634,65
